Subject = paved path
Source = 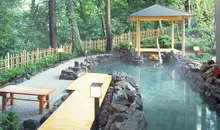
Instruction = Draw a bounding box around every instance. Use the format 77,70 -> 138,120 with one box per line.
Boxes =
0,55 -> 105,122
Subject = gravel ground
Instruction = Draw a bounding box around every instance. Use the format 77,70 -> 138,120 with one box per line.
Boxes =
0,54 -> 107,122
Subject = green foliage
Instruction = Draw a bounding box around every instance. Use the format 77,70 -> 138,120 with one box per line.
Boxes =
184,28 -> 215,53
88,49 -> 105,55
140,39 -> 156,48
0,0 -> 216,57
140,34 -> 171,48
0,53 -> 74,85
0,111 -> 20,130
114,42 -> 131,49
186,52 -> 212,62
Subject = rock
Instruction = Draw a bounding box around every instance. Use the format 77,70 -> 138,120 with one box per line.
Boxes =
125,76 -> 138,88
214,79 -> 220,87
116,90 -> 128,100
126,90 -> 136,103
207,98 -> 218,110
108,106 -> 120,113
135,95 -> 143,110
40,113 -> 51,124
115,81 -> 124,86
59,68 -> 85,80
206,77 -> 214,84
25,74 -> 32,80
126,102 -> 139,115
53,99 -> 63,107
23,119 -> 40,130
59,69 -> 74,80
30,71 -> 38,76
124,82 -> 136,92
111,104 -> 128,112
15,78 -> 24,83
114,119 -> 139,130
207,59 -> 215,65
72,61 -> 80,71
130,109 -> 146,125
61,95 -> 69,101
217,104 -> 220,110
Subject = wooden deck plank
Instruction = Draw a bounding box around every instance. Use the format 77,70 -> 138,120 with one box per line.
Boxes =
38,73 -> 112,130
66,73 -> 97,91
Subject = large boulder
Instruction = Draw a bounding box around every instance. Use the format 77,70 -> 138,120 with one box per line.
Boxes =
23,119 -> 40,130
40,113 -> 51,124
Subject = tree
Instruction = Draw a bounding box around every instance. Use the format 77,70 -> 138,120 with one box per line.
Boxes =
105,0 -> 112,52
49,0 -> 57,48
97,0 -> 106,37
65,0 -> 82,52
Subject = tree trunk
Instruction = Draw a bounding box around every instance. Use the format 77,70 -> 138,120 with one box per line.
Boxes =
49,0 -> 57,48
65,0 -> 82,52
105,0 -> 112,52
97,0 -> 106,37
78,0 -> 87,24
158,20 -> 163,29
31,0 -> 35,11
187,0 -> 192,28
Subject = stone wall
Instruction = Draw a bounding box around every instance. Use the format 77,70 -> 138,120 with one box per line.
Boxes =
99,72 -> 147,130
163,52 -> 220,116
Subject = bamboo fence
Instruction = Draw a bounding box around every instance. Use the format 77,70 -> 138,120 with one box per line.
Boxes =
82,28 -> 168,50
0,44 -> 72,70
0,28 -> 168,70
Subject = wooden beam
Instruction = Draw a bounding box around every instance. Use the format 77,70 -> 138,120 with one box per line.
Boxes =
171,20 -> 175,50
182,18 -> 186,56
136,19 -> 141,56
130,16 -> 191,21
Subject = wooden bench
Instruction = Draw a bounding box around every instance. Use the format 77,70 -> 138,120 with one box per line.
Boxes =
0,86 -> 55,114
38,73 -> 112,130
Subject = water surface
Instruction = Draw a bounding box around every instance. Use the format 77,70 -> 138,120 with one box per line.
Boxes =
96,61 -> 220,130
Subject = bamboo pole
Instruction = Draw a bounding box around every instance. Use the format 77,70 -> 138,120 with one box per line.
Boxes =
7,53 -> 9,69
157,28 -> 162,64
182,17 -> 186,56
171,21 -> 175,50
136,18 -> 141,56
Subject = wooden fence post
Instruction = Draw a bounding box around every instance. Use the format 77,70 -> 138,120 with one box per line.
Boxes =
6,53 -> 10,69
36,48 -> 39,61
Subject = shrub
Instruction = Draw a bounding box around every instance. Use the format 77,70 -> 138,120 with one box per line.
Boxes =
0,111 -> 20,130
140,34 -> 171,48
114,42 -> 131,49
0,53 -> 74,85
88,48 -> 105,55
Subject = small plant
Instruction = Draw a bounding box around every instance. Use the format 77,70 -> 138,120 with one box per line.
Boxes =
0,111 -> 20,130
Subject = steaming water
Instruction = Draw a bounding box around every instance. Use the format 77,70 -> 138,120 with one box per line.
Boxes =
95,61 -> 220,130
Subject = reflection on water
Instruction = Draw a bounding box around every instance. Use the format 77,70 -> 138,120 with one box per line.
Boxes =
95,61 -> 220,130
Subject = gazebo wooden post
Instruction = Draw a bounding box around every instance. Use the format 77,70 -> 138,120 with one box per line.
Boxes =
171,20 -> 175,50
182,17 -> 186,56
136,18 -> 141,56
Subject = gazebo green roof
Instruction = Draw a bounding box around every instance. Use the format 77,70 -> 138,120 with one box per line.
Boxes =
130,4 -> 193,21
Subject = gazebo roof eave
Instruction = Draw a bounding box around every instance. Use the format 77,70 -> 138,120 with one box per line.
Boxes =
130,15 -> 192,21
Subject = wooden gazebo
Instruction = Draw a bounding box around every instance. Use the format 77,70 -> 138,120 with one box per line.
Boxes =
130,4 -> 193,56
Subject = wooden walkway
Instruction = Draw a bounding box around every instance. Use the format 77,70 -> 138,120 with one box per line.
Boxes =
38,73 -> 112,130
